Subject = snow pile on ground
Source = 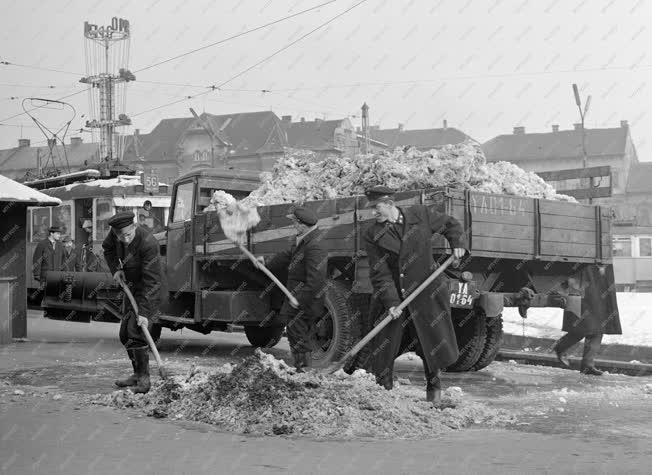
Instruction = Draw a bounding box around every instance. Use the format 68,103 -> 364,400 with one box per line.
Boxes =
238,144 -> 575,207
96,350 -> 516,439
503,293 -> 652,347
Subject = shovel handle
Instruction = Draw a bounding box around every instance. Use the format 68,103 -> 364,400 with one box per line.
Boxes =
328,255 -> 456,372
237,244 -> 300,308
118,281 -> 165,369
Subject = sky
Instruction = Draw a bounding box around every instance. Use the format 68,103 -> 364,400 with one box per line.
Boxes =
1,0 -> 651,160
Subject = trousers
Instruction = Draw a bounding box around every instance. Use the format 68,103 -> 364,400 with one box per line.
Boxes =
119,310 -> 148,350
554,331 -> 603,368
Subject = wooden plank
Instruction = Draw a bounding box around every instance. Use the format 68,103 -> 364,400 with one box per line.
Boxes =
470,236 -> 534,255
539,200 -> 596,218
540,242 -> 596,258
471,222 -> 534,240
541,228 -> 597,245
471,212 -> 534,226
540,215 -> 596,231
468,193 -> 535,216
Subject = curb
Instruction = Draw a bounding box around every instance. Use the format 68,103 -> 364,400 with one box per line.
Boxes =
496,349 -> 652,376
502,333 -> 652,363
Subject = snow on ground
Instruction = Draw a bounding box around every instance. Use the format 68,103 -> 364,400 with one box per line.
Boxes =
504,293 -> 652,347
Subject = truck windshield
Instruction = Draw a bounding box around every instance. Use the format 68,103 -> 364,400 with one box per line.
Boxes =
173,182 -> 194,222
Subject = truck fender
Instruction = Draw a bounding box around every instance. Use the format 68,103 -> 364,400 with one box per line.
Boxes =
474,292 -> 504,318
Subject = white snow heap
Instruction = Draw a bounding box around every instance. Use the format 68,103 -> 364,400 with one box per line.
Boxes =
237,143 -> 576,207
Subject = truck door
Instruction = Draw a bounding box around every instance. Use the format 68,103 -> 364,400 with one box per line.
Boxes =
166,180 -> 195,291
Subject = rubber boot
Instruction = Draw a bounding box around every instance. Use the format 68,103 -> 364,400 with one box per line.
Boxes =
580,334 -> 604,376
292,352 -> 306,373
115,350 -> 138,388
425,368 -> 445,407
130,349 -> 151,394
553,332 -> 582,369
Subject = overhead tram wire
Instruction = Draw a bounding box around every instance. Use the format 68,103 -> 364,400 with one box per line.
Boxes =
131,0 -> 369,118
133,0 -> 339,73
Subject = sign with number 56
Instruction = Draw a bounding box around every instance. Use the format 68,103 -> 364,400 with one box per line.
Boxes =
142,173 -> 159,192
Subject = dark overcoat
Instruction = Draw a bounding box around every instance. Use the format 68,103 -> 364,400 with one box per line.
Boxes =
267,228 -> 328,317
364,205 -> 467,371
60,248 -> 81,272
32,238 -> 63,282
102,226 -> 162,319
562,263 -> 622,335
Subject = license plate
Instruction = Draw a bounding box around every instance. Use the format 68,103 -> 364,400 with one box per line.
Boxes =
449,280 -> 476,308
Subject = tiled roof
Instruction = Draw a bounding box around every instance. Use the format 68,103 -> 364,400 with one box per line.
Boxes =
482,126 -> 629,162
369,127 -> 472,149
283,119 -> 344,151
0,142 -> 101,179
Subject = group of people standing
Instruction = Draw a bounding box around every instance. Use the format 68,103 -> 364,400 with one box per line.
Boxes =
32,226 -> 83,283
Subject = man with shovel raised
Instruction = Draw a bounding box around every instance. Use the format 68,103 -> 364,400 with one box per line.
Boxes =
361,186 -> 467,406
103,211 -> 162,394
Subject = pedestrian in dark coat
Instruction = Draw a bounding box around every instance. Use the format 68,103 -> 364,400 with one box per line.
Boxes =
554,264 -> 622,375
264,207 -> 328,371
103,212 -> 162,394
32,226 -> 63,283
60,235 -> 81,272
361,186 -> 468,405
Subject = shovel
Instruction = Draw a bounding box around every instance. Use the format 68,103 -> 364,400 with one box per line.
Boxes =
325,255 -> 456,374
118,280 -> 170,380
216,204 -> 300,308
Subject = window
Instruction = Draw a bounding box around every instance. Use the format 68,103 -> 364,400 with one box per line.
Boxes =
639,237 -> 652,257
612,236 -> 632,257
30,207 -> 51,243
172,182 -> 194,222
96,198 -> 117,239
137,207 -> 166,233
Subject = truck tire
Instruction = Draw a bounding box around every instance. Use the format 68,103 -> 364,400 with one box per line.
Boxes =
447,310 -> 487,372
244,325 -> 285,348
471,315 -> 504,371
311,281 -> 356,368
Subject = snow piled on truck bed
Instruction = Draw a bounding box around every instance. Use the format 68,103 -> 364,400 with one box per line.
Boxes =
96,350 -> 516,439
503,292 -> 652,347
239,143 -> 576,207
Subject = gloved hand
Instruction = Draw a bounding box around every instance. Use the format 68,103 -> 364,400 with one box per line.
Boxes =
113,270 -> 126,285
137,315 -> 148,328
388,306 -> 402,320
253,256 -> 265,270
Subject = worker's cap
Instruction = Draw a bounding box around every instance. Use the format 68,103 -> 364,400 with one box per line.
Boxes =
143,200 -> 152,207
365,185 -> 396,205
48,226 -> 62,233
108,211 -> 135,230
287,207 -> 318,226
61,235 -> 73,242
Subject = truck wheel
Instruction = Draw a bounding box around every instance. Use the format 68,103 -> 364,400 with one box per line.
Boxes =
310,281 -> 356,368
447,309 -> 487,372
471,315 -> 504,371
244,325 -> 285,348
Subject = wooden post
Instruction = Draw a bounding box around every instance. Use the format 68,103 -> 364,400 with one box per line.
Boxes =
0,277 -> 15,344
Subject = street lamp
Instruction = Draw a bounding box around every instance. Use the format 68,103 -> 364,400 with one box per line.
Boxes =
572,83 -> 592,202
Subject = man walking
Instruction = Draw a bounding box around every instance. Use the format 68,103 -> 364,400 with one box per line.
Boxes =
264,207 -> 328,372
60,235 -> 81,271
103,212 -> 162,394
554,264 -> 622,375
32,226 -> 63,284
361,186 -> 467,406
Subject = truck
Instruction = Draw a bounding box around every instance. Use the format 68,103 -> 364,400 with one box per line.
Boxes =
41,166 -> 617,371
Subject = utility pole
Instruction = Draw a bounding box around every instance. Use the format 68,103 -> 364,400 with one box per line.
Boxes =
572,84 -> 592,203
361,102 -> 370,154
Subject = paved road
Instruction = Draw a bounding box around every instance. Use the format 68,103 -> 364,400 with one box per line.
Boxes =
1,313 -> 650,474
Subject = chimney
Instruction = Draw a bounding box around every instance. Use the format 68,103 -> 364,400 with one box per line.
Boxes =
315,118 -> 322,123
281,115 -> 292,123
135,128 -> 140,136
370,125 -> 380,131
620,120 -> 628,128
552,124 -> 559,132
70,137 -> 82,146
398,123 -> 404,132
443,119 -> 448,130
18,138 -> 30,148
513,126 -> 525,135
573,123 -> 583,131
300,117 -> 306,122
47,138 -> 57,147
